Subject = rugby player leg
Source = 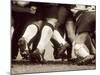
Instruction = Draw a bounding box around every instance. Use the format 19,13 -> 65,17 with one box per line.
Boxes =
73,11 -> 96,65
73,33 -> 95,65
65,20 -> 76,61
32,18 -> 57,63
52,29 -> 69,60
18,20 -> 43,59
31,5 -> 59,63
52,6 -> 74,61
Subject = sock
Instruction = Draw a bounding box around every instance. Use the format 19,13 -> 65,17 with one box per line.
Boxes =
23,24 -> 38,43
37,25 -> 53,54
74,43 -> 90,58
52,30 -> 66,45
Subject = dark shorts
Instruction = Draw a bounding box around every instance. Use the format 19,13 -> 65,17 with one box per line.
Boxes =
43,4 -> 59,19
56,6 -> 74,29
27,4 -> 59,30
76,11 -> 96,34
32,7 -> 44,21
12,10 -> 43,28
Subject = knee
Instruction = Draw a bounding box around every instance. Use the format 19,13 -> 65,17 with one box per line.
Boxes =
33,20 -> 43,31
75,33 -> 89,44
47,18 -> 58,27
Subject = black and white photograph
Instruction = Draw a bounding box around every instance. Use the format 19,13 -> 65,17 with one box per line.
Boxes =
11,0 -> 96,74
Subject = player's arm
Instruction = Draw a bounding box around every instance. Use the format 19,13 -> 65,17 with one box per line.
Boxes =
12,2 -> 37,14
12,4 -> 30,13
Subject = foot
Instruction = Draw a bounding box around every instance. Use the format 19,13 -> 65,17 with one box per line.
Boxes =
57,43 -> 69,58
53,48 -> 67,60
31,49 -> 46,64
77,55 -> 95,65
20,50 -> 29,60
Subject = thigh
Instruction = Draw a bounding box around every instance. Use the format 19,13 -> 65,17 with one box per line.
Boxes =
75,32 -> 89,44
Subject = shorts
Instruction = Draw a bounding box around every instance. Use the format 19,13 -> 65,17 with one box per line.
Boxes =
43,4 -> 59,19
56,6 -> 75,29
76,11 -> 96,34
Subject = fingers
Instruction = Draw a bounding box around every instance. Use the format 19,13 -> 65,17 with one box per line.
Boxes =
30,6 -> 37,14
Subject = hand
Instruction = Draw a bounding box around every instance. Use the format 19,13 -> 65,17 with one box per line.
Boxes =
30,6 -> 37,14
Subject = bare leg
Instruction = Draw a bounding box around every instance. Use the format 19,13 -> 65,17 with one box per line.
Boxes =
65,20 -> 76,60
65,20 -> 76,42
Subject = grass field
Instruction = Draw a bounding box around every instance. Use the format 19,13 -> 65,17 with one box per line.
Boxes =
11,60 -> 96,74
11,43 -> 96,74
